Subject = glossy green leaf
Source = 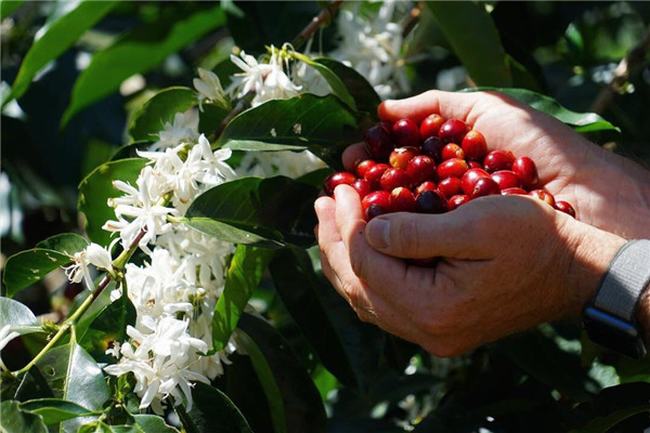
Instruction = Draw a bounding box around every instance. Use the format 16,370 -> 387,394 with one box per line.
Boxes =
237,314 -> 326,433
128,87 -> 197,141
427,1 -> 512,86
177,383 -> 253,433
0,297 -> 41,337
219,94 -> 361,169
62,6 -> 226,125
35,233 -> 89,255
184,176 -> 319,247
78,422 -> 145,433
3,1 -> 116,105
292,53 -> 357,111
20,398 -> 95,424
0,400 -> 48,433
1,1 -> 24,20
78,158 -> 146,245
198,102 -> 230,139
133,415 -> 181,433
212,246 -> 274,353
86,285 -> 136,344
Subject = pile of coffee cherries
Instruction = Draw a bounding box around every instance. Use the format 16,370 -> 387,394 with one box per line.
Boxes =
324,114 -> 576,221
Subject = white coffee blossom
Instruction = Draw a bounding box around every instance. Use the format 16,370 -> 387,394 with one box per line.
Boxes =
150,110 -> 199,151
193,67 -> 229,110
238,150 -> 325,178
63,242 -> 113,290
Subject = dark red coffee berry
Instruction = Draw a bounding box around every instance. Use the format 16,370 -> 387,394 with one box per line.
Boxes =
421,136 -> 445,162
461,130 -> 488,161
483,150 -> 515,173
416,190 -> 448,214
362,191 -> 391,221
364,122 -> 394,159
380,168 -> 411,191
436,158 -> 469,179
356,160 -> 376,178
439,118 -> 468,143
448,194 -> 470,210
416,180 -> 437,195
390,187 -> 417,212
468,161 -> 482,169
392,118 -> 420,148
419,113 -> 446,139
406,155 -> 436,185
438,177 -> 463,199
389,147 -> 419,170
364,163 -> 390,187
471,177 -> 499,199
441,143 -> 465,161
512,156 -> 539,189
324,172 -> 356,196
491,170 -> 521,190
352,179 -> 372,198
529,189 -> 555,207
501,187 -> 528,196
461,168 -> 491,196
555,200 -> 576,218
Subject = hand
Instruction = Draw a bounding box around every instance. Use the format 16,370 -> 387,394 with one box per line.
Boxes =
315,185 -> 625,356
343,90 -> 650,239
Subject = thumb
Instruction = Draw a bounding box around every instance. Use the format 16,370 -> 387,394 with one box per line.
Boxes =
378,90 -> 479,123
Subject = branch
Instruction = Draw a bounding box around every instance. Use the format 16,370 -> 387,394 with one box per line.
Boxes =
291,0 -> 343,50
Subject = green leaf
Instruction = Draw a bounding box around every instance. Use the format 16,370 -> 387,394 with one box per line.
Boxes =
62,6 -> 226,126
128,87 -> 197,142
462,87 -> 619,133
236,314 -> 326,433
177,383 -> 253,433
0,297 -> 41,336
78,422 -> 145,433
570,404 -> 650,433
20,398 -> 95,425
292,53 -> 357,111
3,1 -> 116,105
184,176 -> 319,247
219,94 -> 361,169
3,233 -> 89,297
426,1 -> 512,86
1,1 -> 23,20
198,102 -> 230,139
78,158 -> 147,245
133,415 -> 180,433
269,247 -> 386,391
0,400 -> 48,433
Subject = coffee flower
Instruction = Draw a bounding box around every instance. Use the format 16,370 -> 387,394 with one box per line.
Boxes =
63,243 -> 113,290
193,67 -> 229,110
150,110 -> 199,152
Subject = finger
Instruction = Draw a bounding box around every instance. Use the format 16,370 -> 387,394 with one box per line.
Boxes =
342,142 -> 369,171
315,196 -> 341,244
378,90 -> 479,123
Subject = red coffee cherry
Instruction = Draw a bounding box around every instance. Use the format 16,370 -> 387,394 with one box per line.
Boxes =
364,122 -> 394,159
439,118 -> 468,143
419,113 -> 446,139
406,155 -> 436,185
483,150 -> 515,173
470,177 -> 499,199
529,189 -> 555,207
416,190 -> 448,214
392,118 -> 420,148
415,180 -> 437,195
352,179 -> 373,198
448,194 -> 470,210
380,168 -> 411,191
501,187 -> 528,196
356,160 -> 376,178
441,143 -> 465,161
324,172 -> 356,196
512,156 -> 539,189
461,168 -> 491,195
362,191 -> 392,221
364,163 -> 390,187
390,187 -> 417,212
461,130 -> 488,161
436,158 -> 469,179
438,177 -> 463,199
421,136 -> 445,163
555,200 -> 576,218
389,147 -> 419,170
468,161 -> 482,169
491,170 -> 521,190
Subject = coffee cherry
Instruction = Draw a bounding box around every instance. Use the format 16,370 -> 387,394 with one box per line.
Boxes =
364,122 -> 394,159
356,160 -> 376,178
389,147 -> 419,170
324,172 -> 356,196
352,179 -> 373,198
441,143 -> 465,161
555,200 -> 576,218
419,113 -> 446,139
416,190 -> 448,214
529,189 -> 555,207
416,180 -> 437,195
512,156 -> 539,189
461,168 -> 491,195
471,177 -> 499,199
461,130 -> 488,161
406,155 -> 436,184
362,191 -> 392,221
501,187 -> 528,196
364,163 -> 390,187
483,150 -> 515,173
448,194 -> 470,210
436,158 -> 469,179
392,118 -> 420,148
491,170 -> 521,190
438,177 -> 463,199
468,161 -> 482,169
439,118 -> 468,143
390,187 -> 417,212
421,136 -> 445,162
380,168 -> 411,191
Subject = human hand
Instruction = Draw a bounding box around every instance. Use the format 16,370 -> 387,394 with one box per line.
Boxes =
315,185 -> 625,356
343,90 -> 650,239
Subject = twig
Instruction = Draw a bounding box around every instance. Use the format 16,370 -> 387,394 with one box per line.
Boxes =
291,0 -> 343,50
403,3 -> 422,38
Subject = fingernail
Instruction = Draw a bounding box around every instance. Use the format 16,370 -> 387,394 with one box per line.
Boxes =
366,218 -> 389,249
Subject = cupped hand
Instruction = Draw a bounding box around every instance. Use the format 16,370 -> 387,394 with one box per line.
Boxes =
343,90 -> 650,239
315,185 -> 625,356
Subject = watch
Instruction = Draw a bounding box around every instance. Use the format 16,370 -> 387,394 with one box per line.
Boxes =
583,239 -> 650,359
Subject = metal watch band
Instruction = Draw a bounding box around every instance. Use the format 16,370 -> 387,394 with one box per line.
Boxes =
593,239 -> 650,321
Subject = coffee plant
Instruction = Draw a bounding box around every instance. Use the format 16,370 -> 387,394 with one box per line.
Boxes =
1,1 -> 649,432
